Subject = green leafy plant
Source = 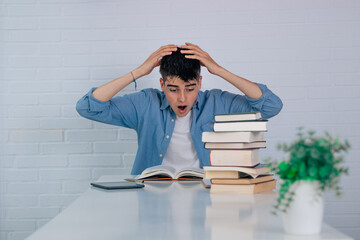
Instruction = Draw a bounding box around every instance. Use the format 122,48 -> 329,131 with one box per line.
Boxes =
266,127 -> 350,214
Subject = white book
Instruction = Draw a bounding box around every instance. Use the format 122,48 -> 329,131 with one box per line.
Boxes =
202,131 -> 265,143
215,112 -> 262,122
205,141 -> 266,149
209,149 -> 259,167
213,120 -> 267,132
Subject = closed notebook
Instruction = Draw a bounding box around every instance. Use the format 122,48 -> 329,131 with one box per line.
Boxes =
202,131 -> 265,143
209,149 -> 259,167
210,179 -> 277,194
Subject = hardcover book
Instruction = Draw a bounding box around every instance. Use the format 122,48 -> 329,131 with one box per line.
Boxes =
209,149 -> 260,167
210,174 -> 274,185
213,120 -> 268,132
205,141 -> 266,149
204,164 -> 270,179
210,179 -> 276,194
202,131 -> 265,143
214,112 -> 262,122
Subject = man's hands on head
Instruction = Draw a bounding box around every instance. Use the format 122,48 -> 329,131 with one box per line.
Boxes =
180,42 -> 223,76
118,42 -> 260,100
135,43 -> 223,78
92,43 -> 261,102
134,44 -> 178,79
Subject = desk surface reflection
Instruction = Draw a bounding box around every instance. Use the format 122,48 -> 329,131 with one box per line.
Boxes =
27,175 -> 353,240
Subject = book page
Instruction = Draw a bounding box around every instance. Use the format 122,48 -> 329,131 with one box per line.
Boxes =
176,167 -> 204,179
136,165 -> 177,179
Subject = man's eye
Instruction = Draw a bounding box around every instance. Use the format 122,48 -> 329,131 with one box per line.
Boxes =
169,89 -> 177,92
187,88 -> 195,92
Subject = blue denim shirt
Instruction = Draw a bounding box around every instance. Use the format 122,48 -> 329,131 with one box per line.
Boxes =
76,83 -> 283,174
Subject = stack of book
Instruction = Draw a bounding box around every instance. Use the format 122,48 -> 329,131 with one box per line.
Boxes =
202,112 -> 276,194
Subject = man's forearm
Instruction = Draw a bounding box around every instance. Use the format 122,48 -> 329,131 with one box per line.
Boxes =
215,67 -> 263,99
92,44 -> 177,102
92,68 -> 143,102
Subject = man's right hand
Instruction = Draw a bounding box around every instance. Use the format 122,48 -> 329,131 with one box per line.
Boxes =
92,44 -> 177,102
134,44 -> 178,79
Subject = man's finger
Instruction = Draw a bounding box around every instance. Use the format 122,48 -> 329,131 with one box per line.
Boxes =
180,49 -> 205,58
160,44 -> 177,49
162,46 -> 178,52
155,45 -> 177,55
181,45 -> 204,54
152,47 -> 176,59
183,42 -> 202,50
185,42 -> 198,47
184,54 -> 201,60
180,49 -> 201,54
158,51 -> 174,58
180,44 -> 196,50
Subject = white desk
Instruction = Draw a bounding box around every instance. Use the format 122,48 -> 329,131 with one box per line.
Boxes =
27,175 -> 353,240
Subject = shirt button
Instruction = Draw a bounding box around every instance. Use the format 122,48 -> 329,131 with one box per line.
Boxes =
166,135 -> 169,139
171,119 -> 174,122
159,154 -> 163,158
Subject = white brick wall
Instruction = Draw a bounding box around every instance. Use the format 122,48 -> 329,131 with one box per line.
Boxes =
1,1 -> 360,239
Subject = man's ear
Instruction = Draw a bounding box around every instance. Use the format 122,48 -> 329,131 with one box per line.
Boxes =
198,76 -> 202,89
160,78 -> 165,91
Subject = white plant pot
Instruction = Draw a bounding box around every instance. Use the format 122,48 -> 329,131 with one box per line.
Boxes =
281,180 -> 324,235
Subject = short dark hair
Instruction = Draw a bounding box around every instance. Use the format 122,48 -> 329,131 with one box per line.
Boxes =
160,47 -> 201,82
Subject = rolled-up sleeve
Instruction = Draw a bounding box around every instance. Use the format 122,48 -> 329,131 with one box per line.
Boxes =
244,83 -> 283,119
219,83 -> 282,120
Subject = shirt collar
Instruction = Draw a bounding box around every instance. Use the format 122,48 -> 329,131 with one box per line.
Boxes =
160,93 -> 170,110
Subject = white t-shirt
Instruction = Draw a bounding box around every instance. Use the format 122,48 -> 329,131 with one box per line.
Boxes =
161,110 -> 201,172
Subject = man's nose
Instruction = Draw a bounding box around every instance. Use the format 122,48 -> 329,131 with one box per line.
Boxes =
178,91 -> 186,102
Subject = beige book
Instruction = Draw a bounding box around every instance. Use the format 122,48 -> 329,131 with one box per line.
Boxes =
205,170 -> 240,179
210,179 -> 277,194
204,164 -> 270,179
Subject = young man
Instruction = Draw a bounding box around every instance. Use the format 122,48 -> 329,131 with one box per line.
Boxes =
76,43 -> 283,174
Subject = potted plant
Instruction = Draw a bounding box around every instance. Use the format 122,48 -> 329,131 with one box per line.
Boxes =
266,127 -> 350,235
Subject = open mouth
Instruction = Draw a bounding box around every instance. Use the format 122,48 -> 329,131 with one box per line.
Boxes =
178,105 -> 187,113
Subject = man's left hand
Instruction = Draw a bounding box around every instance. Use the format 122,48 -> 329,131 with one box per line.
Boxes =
180,43 -> 222,75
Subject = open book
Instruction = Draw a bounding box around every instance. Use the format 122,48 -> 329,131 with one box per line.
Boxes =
135,165 -> 204,181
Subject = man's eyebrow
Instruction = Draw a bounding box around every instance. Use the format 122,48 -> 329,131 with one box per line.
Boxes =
166,83 -> 196,88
